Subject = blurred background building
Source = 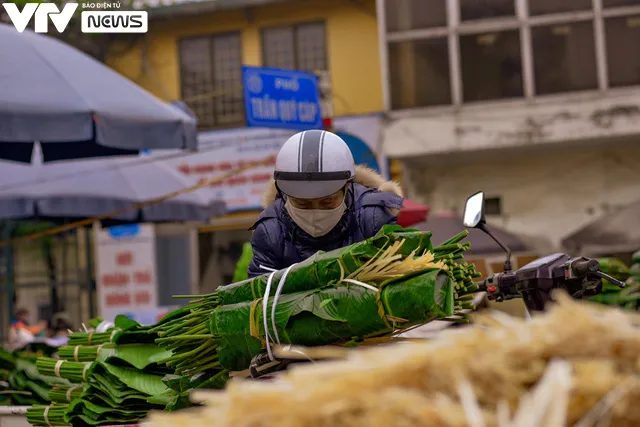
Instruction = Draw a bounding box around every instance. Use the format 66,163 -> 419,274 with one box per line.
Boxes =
377,0 -> 640,254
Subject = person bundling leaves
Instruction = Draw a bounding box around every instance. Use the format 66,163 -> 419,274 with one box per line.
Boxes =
247,130 -> 404,278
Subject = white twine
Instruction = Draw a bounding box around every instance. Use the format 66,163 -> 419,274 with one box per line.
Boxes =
261,270 -> 278,361
87,332 -> 94,345
271,263 -> 298,345
66,385 -> 80,402
256,265 -> 379,362
259,265 -> 278,272
73,346 -> 80,362
43,406 -> 52,427
82,363 -> 91,381
110,328 -> 121,343
340,278 -> 379,293
54,360 -> 64,378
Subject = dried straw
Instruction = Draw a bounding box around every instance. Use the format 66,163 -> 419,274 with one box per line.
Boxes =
146,293 -> 640,427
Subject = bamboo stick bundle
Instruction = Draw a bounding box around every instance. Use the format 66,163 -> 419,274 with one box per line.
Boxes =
145,294 -> 640,427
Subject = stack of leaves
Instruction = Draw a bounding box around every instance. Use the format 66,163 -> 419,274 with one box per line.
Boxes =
146,294 -> 640,427
62,344 -> 177,425
153,226 -> 479,387
29,315 -> 186,425
0,348 -> 16,405
0,347 -> 16,374
0,347 -> 71,406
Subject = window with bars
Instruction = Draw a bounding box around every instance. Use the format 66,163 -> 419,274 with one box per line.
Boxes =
261,22 -> 328,72
382,0 -> 640,111
179,32 -> 244,129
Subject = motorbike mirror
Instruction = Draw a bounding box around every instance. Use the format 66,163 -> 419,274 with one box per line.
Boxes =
463,191 -> 486,228
462,191 -> 513,273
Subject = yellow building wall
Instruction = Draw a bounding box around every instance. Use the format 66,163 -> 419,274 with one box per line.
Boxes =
108,0 -> 383,117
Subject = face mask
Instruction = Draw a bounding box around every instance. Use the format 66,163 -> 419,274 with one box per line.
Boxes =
285,198 -> 346,238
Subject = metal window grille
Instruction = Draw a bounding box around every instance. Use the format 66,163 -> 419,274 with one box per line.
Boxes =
262,22 -> 328,72
179,32 -> 244,130
378,0 -> 640,111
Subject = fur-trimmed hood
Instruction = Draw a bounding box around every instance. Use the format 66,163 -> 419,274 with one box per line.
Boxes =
261,165 -> 404,209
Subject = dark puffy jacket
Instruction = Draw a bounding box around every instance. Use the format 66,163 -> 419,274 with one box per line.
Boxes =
247,167 -> 404,278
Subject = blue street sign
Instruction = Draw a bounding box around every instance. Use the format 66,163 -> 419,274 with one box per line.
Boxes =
242,66 -> 323,131
107,224 -> 140,239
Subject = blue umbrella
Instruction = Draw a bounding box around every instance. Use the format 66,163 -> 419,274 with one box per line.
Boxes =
0,152 -> 226,223
0,23 -> 197,163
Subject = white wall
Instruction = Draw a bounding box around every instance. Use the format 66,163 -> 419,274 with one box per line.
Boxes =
403,144 -> 640,252
383,89 -> 640,158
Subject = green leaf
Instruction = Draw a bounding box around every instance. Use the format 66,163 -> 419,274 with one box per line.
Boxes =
94,363 -> 170,397
114,315 -> 142,331
97,344 -> 172,370
319,298 -> 335,309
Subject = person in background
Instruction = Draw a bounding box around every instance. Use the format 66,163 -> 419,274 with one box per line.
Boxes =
248,130 -> 404,277
8,308 -> 47,347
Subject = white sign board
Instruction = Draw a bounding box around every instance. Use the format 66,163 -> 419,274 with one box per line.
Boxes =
156,115 -> 388,212
95,223 -> 159,323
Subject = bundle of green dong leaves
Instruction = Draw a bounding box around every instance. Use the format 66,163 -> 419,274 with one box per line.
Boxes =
154,225 -> 480,389
28,317 -> 183,426
1,345 -> 65,406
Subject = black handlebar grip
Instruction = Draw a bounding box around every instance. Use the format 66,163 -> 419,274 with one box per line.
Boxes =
572,258 -> 600,276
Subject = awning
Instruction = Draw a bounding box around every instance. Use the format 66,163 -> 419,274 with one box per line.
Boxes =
562,200 -> 640,255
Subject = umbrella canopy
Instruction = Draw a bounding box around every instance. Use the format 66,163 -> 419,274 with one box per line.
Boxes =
562,200 -> 640,254
0,24 -> 197,163
0,155 -> 226,223
414,212 -> 530,255
397,199 -> 429,227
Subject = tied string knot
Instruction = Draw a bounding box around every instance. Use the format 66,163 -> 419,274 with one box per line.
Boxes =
82,363 -> 91,381
66,385 -> 81,402
43,406 -> 52,427
54,360 -> 64,378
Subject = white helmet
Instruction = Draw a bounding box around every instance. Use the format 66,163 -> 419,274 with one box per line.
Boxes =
274,130 -> 355,199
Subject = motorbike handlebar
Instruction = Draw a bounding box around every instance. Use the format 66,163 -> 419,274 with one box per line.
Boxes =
474,254 -> 625,311
570,258 -> 600,276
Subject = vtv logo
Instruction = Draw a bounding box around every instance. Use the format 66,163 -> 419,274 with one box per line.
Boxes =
2,3 -> 78,33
